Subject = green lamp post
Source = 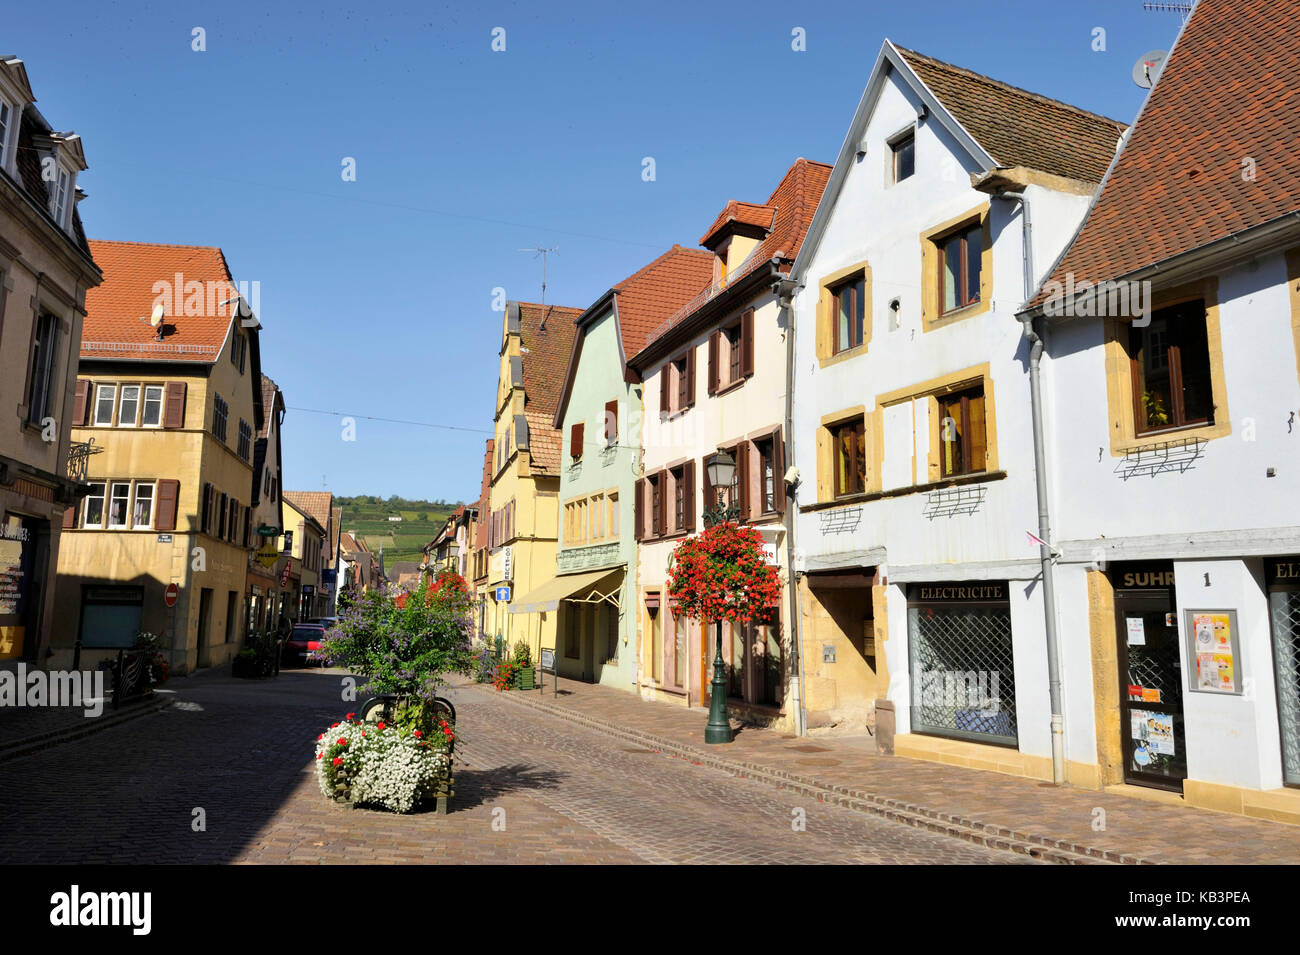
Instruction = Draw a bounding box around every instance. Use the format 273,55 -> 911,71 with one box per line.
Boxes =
702,448 -> 739,744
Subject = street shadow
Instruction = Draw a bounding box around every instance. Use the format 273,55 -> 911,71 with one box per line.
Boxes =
447,762 -> 566,812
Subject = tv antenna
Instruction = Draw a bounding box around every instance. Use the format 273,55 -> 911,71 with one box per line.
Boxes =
518,245 -> 558,324
1142,1 -> 1194,17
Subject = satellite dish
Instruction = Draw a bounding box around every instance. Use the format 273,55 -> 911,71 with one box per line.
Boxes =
1133,50 -> 1168,89
149,303 -> 165,327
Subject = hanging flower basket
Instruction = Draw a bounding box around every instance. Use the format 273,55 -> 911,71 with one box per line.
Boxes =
666,522 -> 782,624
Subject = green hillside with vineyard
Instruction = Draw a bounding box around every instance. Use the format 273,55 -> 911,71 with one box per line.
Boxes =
335,495 -> 463,566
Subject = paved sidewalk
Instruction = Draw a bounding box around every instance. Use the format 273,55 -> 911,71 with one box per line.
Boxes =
0,679 -> 170,761
472,675 -> 1300,865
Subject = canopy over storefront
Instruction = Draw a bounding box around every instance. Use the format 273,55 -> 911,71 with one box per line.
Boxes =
509,567 -> 623,614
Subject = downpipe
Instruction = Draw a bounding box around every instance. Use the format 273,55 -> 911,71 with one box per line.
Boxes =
1000,189 -> 1066,786
775,269 -> 808,737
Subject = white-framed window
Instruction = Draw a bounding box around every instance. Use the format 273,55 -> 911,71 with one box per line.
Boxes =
26,311 -> 58,425
141,385 -> 164,427
93,383 -> 116,426
132,482 -> 155,529
107,482 -> 131,528
83,482 -> 106,528
0,97 -> 13,171
52,166 -> 71,227
118,385 -> 140,427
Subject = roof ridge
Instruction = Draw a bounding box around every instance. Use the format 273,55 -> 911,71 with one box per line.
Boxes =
893,44 -> 1129,129
515,300 -> 584,312
614,244 -> 712,291
87,238 -> 227,253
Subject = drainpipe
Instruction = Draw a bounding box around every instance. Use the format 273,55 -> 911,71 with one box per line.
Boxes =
999,188 -> 1066,786
775,269 -> 808,737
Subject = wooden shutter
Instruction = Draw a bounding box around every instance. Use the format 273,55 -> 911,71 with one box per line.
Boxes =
73,380 -> 89,426
683,460 -> 696,532
736,443 -> 750,521
654,472 -> 667,537
707,332 -> 719,395
741,309 -> 755,378
772,428 -> 786,513
571,421 -> 584,460
685,348 -> 696,408
660,366 -> 671,414
156,480 -> 179,532
634,478 -> 645,541
605,399 -> 618,444
163,381 -> 187,429
62,504 -> 77,529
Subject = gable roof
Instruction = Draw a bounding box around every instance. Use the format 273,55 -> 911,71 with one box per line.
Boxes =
1029,0 -> 1300,308
513,302 -> 582,475
792,40 -> 1125,284
638,158 -> 832,361
895,47 -> 1126,185
258,374 -> 281,439
83,240 -> 243,362
475,438 -> 493,555
283,491 -> 333,534
700,201 -> 776,247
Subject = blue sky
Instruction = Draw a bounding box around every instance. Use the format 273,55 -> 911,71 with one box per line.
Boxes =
8,0 -> 1184,503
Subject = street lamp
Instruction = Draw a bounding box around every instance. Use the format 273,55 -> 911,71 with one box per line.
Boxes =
702,447 -> 738,744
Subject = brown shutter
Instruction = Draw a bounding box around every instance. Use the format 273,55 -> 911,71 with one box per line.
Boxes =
683,460 -> 696,532
605,399 -> 618,444
736,443 -> 750,521
707,332 -> 719,395
634,478 -> 645,541
654,472 -> 667,537
62,504 -> 77,529
73,380 -> 89,426
571,421 -> 584,460
741,309 -> 755,378
772,428 -> 786,513
155,479 -> 179,532
660,366 -> 671,414
685,348 -> 696,408
163,381 -> 187,429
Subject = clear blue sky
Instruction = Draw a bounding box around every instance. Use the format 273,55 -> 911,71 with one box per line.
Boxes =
8,0 -> 1184,503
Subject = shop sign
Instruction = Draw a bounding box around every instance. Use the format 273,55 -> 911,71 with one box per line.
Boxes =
279,562 -> 292,587
1265,557 -> 1300,584
302,585 -> 315,596
256,540 -> 280,568
257,525 -> 280,538
913,582 -> 1007,603
1114,564 -> 1175,589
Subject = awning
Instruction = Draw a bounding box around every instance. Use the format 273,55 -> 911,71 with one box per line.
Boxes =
509,567 -> 624,614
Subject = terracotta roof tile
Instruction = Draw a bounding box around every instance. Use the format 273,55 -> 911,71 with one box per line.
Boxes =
517,302 -> 582,417
525,411 -> 562,475
700,201 -> 776,247
475,438 -> 493,554
83,240 -> 241,362
612,245 -> 715,358
1033,0 -> 1300,303
896,46 -> 1127,184
283,491 -> 334,532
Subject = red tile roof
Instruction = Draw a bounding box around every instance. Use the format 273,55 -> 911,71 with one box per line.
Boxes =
1032,0 -> 1300,304
83,240 -> 241,362
896,46 -> 1127,185
475,438 -> 493,555
516,302 -> 582,476
700,201 -> 776,248
283,491 -> 334,534
612,244 -> 715,358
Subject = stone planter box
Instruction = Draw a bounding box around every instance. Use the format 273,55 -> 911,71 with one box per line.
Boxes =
332,755 -> 456,815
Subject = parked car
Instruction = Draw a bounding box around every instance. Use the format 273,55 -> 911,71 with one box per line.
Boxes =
282,623 -> 327,667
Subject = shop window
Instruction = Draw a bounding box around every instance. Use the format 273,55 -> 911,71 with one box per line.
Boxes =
831,272 -> 866,354
1130,299 -> 1213,434
938,222 -> 982,315
938,385 -> 987,478
832,417 -> 866,498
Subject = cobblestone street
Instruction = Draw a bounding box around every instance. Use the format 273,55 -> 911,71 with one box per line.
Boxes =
0,669 -> 1028,864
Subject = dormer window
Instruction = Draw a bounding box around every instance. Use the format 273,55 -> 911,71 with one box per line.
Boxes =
0,97 -> 13,172
51,165 -> 71,226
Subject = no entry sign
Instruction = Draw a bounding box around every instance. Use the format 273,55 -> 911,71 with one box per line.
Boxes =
164,583 -> 179,607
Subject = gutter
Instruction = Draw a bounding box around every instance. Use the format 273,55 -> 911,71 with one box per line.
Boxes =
997,186 -> 1066,787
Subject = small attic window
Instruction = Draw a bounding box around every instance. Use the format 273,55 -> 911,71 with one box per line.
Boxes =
890,129 -> 915,184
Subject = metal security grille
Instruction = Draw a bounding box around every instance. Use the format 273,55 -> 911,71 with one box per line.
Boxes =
909,604 -> 1017,745
1269,591 -> 1300,786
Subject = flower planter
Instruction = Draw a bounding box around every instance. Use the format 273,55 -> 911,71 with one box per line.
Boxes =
513,666 -> 535,690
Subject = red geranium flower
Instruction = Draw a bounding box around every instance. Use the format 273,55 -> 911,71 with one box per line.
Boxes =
413,730 -> 422,738
345,712 -> 355,719
337,737 -> 348,746
376,721 -> 386,731
332,757 -> 343,766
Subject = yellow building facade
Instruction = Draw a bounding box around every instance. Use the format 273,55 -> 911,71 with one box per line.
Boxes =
51,241 -> 264,674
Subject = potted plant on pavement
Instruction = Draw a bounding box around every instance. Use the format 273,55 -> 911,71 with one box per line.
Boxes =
511,640 -> 534,690
311,572 -> 475,812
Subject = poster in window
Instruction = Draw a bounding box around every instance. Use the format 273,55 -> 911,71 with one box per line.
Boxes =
1131,708 -> 1175,757
1184,609 -> 1240,694
1125,616 -> 1146,646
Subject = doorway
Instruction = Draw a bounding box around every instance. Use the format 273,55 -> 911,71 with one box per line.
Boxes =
197,588 -> 214,668
1116,585 -> 1187,790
